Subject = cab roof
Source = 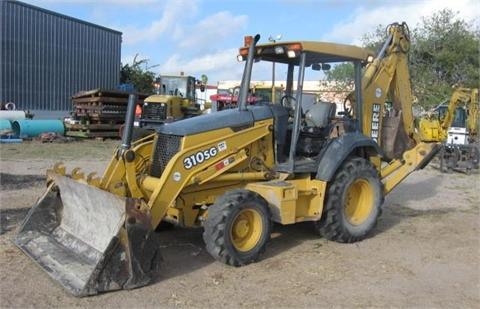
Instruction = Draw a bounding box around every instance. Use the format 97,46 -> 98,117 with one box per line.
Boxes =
240,41 -> 373,65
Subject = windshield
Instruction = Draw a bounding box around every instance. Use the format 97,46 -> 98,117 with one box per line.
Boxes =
254,87 -> 283,104
159,76 -> 195,99
452,107 -> 467,128
435,105 -> 467,128
249,59 -> 342,109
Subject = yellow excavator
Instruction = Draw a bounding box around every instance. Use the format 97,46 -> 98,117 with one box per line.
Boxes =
15,22 -> 440,296
419,87 -> 479,173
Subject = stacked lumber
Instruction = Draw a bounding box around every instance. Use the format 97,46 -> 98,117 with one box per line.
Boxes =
66,89 -> 147,138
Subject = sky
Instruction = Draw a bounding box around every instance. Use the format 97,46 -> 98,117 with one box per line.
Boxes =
27,0 -> 479,85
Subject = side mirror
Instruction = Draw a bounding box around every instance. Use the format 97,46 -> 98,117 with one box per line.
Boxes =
321,63 -> 331,71
312,63 -> 321,71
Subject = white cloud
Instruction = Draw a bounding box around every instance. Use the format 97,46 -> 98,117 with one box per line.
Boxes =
121,0 -> 198,45
158,48 -> 245,82
176,11 -> 248,50
323,0 -> 480,44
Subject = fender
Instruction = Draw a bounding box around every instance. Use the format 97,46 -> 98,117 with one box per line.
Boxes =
316,132 -> 383,182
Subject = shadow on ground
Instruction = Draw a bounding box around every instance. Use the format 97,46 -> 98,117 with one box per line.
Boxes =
150,227 -> 212,283
0,207 -> 30,235
150,222 -> 320,284
375,172 -> 458,235
0,173 -> 45,191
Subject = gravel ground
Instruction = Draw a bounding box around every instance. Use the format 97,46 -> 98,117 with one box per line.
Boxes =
0,140 -> 478,308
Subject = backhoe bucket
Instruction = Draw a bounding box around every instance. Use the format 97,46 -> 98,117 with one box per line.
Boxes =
14,175 -> 161,297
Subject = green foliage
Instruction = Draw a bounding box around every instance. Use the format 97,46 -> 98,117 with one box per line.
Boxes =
361,24 -> 387,53
324,27 -> 385,90
120,54 -> 158,94
410,9 -> 479,107
324,62 -> 354,88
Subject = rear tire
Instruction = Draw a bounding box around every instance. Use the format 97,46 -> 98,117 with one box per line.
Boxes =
203,189 -> 271,266
315,157 -> 383,243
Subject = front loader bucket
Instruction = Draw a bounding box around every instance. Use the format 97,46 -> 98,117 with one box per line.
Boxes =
14,175 -> 161,297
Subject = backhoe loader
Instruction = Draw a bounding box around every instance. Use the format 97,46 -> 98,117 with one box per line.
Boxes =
139,75 -> 203,127
15,22 -> 440,297
419,87 -> 479,173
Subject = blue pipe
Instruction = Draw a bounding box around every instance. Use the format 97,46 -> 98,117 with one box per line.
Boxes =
0,138 -> 23,144
0,119 -> 12,131
12,120 -> 65,138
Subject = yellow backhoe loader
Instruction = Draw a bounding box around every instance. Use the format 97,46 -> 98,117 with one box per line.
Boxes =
419,87 -> 479,173
15,22 -> 440,297
139,75 -> 203,127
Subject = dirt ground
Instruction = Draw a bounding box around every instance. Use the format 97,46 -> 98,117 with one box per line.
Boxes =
0,140 -> 479,308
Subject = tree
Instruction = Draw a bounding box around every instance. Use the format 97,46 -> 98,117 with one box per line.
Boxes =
360,10 -> 479,108
361,24 -> 387,53
325,10 -> 479,109
201,74 -> 208,85
323,26 -> 384,88
324,62 -> 354,88
120,54 -> 158,94
410,9 -> 479,107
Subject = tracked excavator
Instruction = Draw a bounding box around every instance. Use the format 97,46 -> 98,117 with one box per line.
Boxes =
15,22 -> 440,296
419,87 -> 479,173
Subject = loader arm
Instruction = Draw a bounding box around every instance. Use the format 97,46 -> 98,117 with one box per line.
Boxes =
141,118 -> 274,228
99,133 -> 155,196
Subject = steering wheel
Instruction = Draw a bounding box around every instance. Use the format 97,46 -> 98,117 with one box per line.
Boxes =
280,95 -> 296,111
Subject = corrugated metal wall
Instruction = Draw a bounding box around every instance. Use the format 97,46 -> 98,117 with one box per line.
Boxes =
0,0 -> 122,112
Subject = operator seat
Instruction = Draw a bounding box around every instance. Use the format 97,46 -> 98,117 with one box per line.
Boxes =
304,101 -> 337,129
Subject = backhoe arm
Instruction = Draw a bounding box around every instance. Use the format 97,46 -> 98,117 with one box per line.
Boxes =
441,88 -> 478,133
361,22 -> 417,160
360,23 -> 442,193
465,88 -> 478,139
419,87 -> 479,143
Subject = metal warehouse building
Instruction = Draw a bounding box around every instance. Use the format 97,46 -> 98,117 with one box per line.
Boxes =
0,0 -> 122,116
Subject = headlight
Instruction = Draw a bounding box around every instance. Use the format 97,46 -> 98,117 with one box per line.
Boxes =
287,50 -> 297,58
274,46 -> 285,54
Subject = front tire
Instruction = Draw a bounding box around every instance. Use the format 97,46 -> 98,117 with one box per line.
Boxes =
315,157 -> 383,243
203,189 -> 271,266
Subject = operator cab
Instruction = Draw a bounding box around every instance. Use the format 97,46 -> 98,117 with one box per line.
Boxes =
156,75 -> 196,99
140,75 -> 200,128
238,39 -> 373,173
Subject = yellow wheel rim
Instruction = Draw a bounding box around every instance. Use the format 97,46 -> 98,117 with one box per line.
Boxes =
230,208 -> 263,252
344,179 -> 374,225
